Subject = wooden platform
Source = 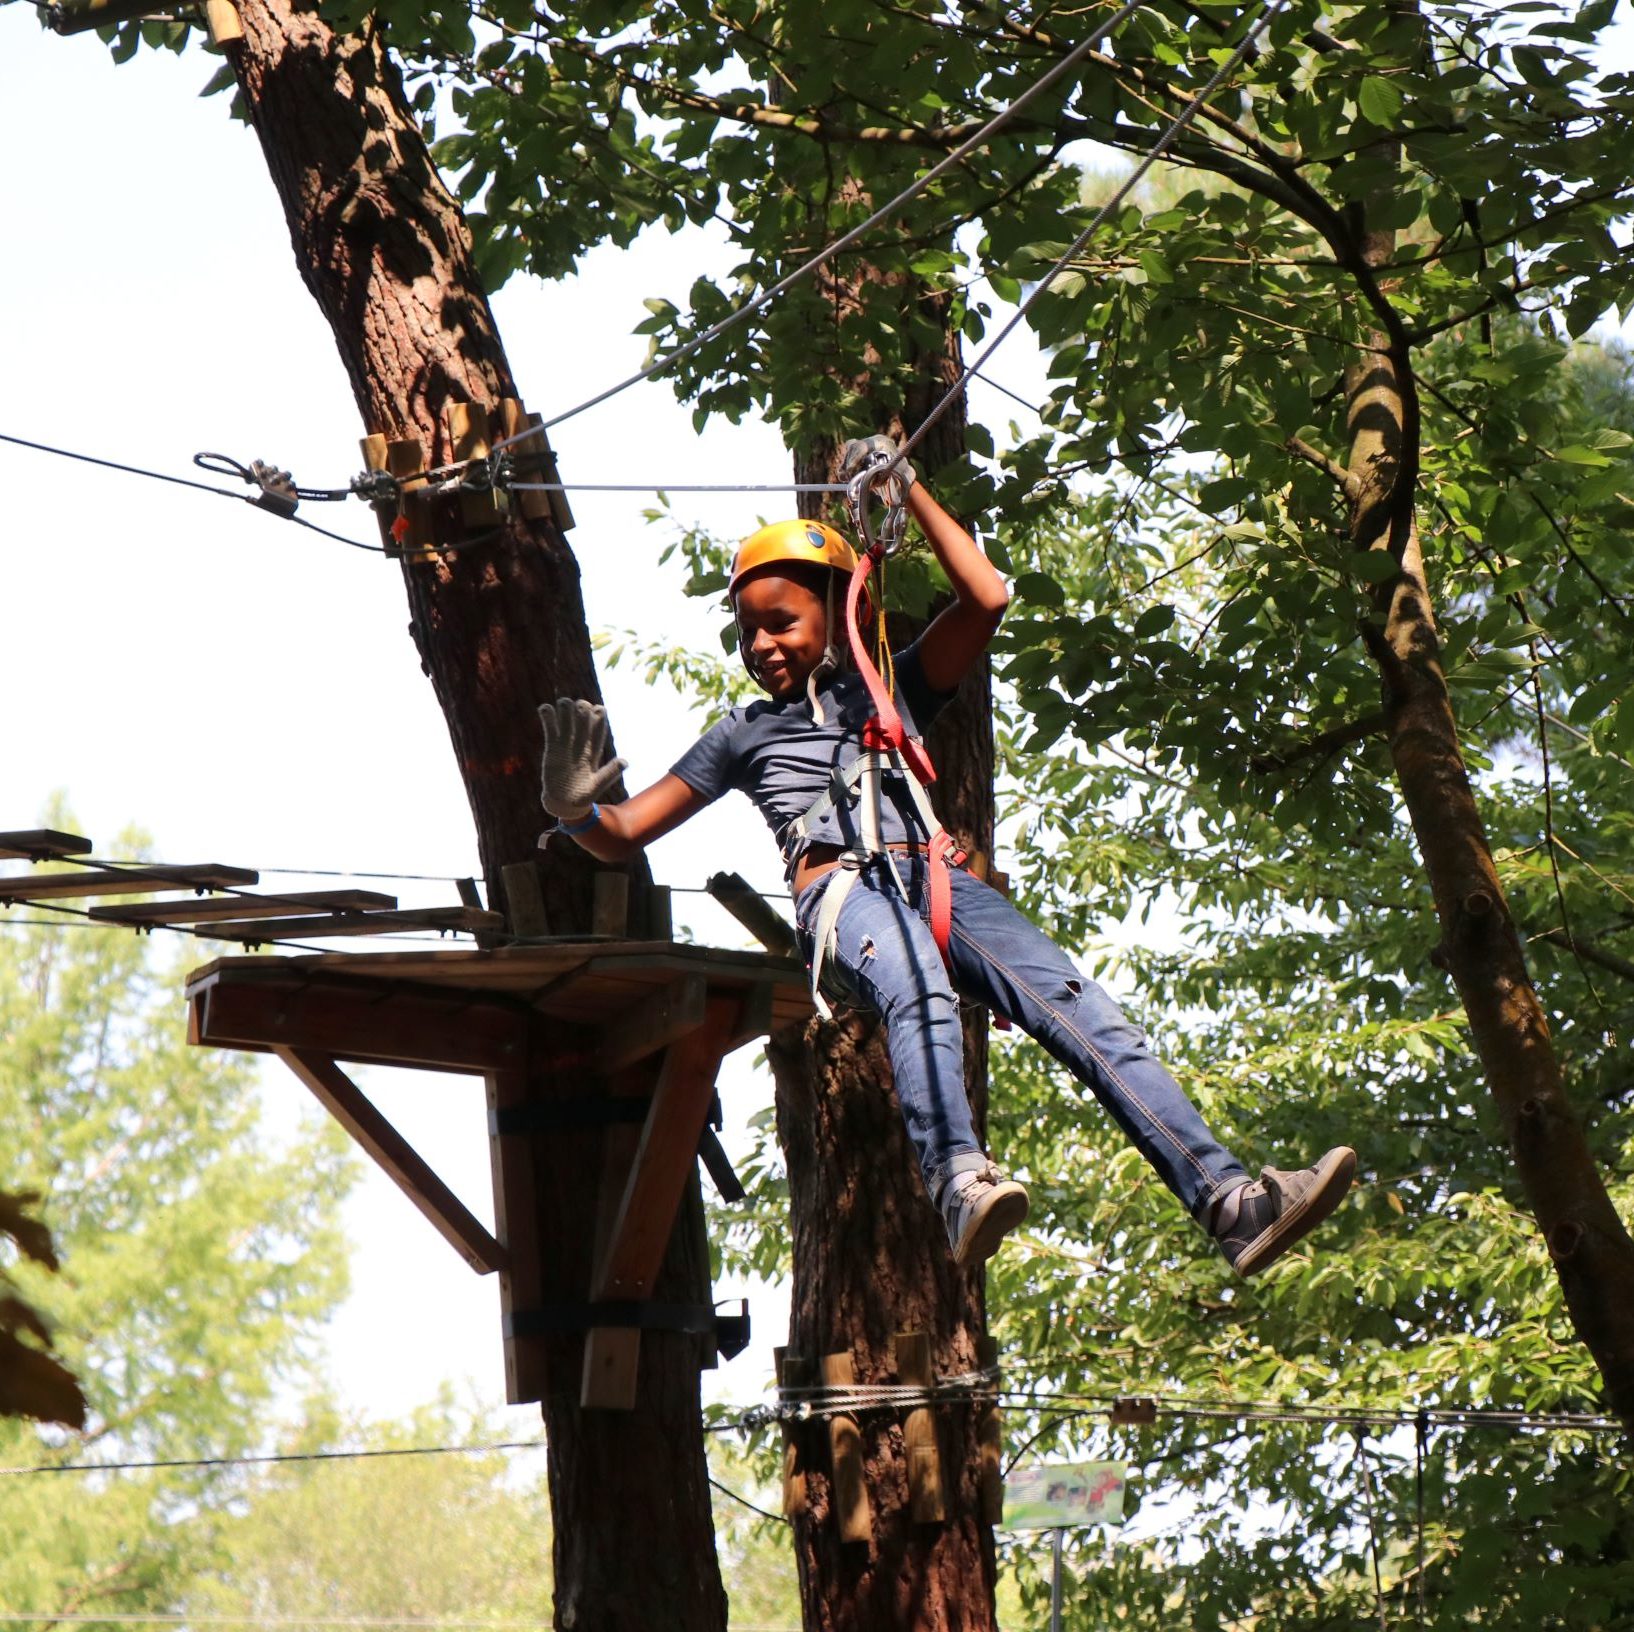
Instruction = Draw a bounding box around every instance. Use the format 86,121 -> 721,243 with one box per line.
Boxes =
184,938 -> 813,1410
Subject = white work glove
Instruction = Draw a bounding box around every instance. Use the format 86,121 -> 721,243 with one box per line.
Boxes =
538,697 -> 627,822
839,434 -> 917,504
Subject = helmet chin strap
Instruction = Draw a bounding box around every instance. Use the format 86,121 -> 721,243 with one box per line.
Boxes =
805,570 -> 840,724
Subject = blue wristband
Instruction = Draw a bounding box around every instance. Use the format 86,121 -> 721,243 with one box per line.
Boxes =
557,803 -> 602,836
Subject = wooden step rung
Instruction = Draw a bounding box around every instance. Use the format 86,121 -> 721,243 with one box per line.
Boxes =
89,889 -> 398,927
0,830 -> 94,862
197,906 -> 504,942
0,864 -> 258,903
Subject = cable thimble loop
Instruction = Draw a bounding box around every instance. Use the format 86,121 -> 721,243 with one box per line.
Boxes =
846,455 -> 908,561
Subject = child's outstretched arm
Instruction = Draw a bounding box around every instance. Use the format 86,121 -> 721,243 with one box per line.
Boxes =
538,698 -> 709,861
903,481 -> 1010,695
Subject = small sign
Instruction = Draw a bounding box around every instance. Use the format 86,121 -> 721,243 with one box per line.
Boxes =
1003,1460 -> 1127,1530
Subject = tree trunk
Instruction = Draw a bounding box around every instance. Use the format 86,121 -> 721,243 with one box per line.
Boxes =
224,4 -> 728,1622
1347,265 -> 1634,1424
777,244 -> 1003,1627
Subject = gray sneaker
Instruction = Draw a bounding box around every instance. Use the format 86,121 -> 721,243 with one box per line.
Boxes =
1211,1147 -> 1357,1277
939,1163 -> 1030,1268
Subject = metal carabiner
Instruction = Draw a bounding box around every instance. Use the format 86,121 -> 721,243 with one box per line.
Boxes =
845,451 -> 908,560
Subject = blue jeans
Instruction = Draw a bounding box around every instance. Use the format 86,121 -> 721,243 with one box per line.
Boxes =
794,857 -> 1249,1215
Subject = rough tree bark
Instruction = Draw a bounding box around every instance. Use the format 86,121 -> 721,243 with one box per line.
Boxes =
1341,35 -> 1634,1424
774,242 -> 1004,1627
222,4 -> 728,1623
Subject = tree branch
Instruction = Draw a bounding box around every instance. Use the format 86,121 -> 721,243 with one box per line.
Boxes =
1286,434 -> 1362,498
1248,709 -> 1389,774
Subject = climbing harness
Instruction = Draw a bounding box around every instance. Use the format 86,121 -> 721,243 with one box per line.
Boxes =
792,451 -> 962,1020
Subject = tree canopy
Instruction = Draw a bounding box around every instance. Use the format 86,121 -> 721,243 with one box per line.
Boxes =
72,0 -> 1634,1621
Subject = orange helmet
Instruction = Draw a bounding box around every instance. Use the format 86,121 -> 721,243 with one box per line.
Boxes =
728,518 -> 857,594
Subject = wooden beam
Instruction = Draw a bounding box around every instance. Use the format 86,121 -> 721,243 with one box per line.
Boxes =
579,1060 -> 656,1411
488,1063 -> 549,1405
274,1047 -> 505,1275
704,872 -> 800,958
725,981 -> 776,1051
191,973 -> 527,1072
0,830 -> 92,862
0,864 -> 258,902
581,995 -> 738,1408
192,906 -> 503,942
590,994 -> 736,1302
89,889 -> 397,926
593,975 -> 707,1073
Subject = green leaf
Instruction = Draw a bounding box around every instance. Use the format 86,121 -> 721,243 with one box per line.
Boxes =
1358,75 -> 1404,126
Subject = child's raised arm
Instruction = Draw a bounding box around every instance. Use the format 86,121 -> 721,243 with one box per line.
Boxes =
840,436 -> 1008,695
905,481 -> 1010,694
538,698 -> 709,860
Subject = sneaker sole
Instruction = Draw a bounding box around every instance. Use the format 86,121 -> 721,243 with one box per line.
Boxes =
954,1183 -> 1030,1269
1233,1147 -> 1357,1278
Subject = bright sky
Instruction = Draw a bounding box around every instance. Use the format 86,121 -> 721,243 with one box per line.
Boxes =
0,10 -> 1057,1433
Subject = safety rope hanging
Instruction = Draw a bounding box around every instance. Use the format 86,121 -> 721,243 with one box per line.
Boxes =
791,451 -> 962,1017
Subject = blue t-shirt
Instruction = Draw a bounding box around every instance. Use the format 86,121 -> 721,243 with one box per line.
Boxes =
671,643 -> 954,871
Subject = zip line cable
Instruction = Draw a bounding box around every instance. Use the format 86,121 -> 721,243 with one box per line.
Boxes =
0,1437 -> 547,1478
896,0 -> 1289,469
0,430 -> 391,553
2,1387 -> 1616,1485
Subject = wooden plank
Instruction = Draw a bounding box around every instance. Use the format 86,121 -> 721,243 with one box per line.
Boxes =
580,1059 -> 659,1411
823,1352 -> 872,1543
726,981 -> 776,1051
589,994 -> 737,1302
0,830 -> 92,861
488,1063 -> 548,1405
591,873 -> 629,938
182,942 -> 814,1030
501,861 -> 550,938
275,1047 -> 505,1275
581,996 -> 738,1409
191,973 -> 526,1073
194,906 -> 503,942
201,0 -> 241,42
446,401 -> 504,527
705,871 -> 800,957
0,863 -> 258,902
89,889 -> 396,926
896,1332 -> 947,1523
776,1351 -> 809,1517
593,975 -> 707,1074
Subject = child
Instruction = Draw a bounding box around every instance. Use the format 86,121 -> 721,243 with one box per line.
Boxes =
538,438 -> 1355,1272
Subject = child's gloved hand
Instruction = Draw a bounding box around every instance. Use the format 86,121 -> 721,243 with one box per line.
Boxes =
839,434 -> 917,501
538,697 -> 628,820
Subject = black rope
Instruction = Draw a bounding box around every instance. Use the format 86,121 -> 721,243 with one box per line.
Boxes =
707,1475 -> 788,1526
0,430 -> 252,502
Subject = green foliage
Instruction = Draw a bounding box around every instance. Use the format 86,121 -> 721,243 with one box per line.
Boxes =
179,1398 -> 554,1621
0,824 -> 356,1615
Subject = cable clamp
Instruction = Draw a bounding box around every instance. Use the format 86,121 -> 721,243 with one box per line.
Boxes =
194,451 -> 301,518
351,468 -> 401,506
